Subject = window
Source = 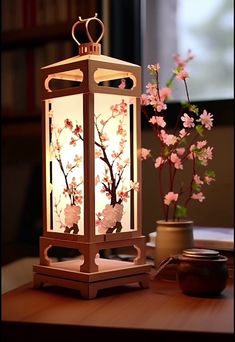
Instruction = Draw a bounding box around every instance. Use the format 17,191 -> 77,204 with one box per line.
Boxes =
141,0 -> 234,101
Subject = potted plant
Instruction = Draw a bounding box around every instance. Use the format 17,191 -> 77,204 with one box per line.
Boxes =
140,51 -> 216,266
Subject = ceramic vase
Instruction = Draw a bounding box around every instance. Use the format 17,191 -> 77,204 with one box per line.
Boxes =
155,220 -> 194,268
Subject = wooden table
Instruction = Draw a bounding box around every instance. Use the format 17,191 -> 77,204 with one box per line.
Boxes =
2,278 -> 234,341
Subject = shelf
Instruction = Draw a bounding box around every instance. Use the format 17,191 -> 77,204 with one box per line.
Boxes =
2,120 -> 41,138
2,22 -> 73,49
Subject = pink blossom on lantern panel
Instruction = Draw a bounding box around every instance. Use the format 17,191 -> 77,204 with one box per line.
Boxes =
64,118 -> 73,130
64,204 -> 81,228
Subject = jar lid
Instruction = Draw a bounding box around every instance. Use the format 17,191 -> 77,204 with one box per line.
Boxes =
182,248 -> 220,259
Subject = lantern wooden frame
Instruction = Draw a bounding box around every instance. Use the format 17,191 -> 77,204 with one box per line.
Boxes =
33,15 -> 151,299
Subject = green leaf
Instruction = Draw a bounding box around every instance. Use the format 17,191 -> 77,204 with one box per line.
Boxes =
192,183 -> 201,192
181,102 -> 191,110
163,146 -> 170,156
205,170 -> 216,178
179,137 -> 187,145
195,125 -> 204,136
189,104 -> 199,115
175,205 -> 187,219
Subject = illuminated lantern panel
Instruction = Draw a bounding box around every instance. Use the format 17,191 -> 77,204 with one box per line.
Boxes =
94,94 -> 138,235
47,94 -> 85,235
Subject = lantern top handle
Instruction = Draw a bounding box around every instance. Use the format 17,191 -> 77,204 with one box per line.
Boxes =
71,13 -> 104,56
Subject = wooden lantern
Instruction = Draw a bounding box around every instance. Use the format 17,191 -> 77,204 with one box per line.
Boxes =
33,14 -> 151,299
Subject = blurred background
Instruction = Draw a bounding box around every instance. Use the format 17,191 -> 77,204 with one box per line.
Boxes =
1,0 -> 234,291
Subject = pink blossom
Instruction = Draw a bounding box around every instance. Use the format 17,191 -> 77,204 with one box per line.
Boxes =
198,147 -> 213,166
170,153 -> 183,169
141,148 -> 151,160
204,176 -> 215,185
64,204 -> 81,228
164,192 -> 179,206
97,204 -> 124,233
118,78 -> 126,89
64,118 -> 73,130
191,192 -> 205,202
69,137 -> 77,146
197,140 -> 207,149
176,147 -> 185,156
179,129 -> 189,138
176,69 -> 189,80
119,99 -> 127,114
73,124 -> 83,136
152,100 -> 167,112
140,94 -> 150,106
159,87 -> 172,101
149,116 -> 166,127
199,110 -> 214,130
173,50 -> 194,68
118,190 -> 129,202
154,157 -> 164,168
194,174 -> 203,185
147,63 -> 160,72
162,133 -> 177,146
146,82 -> 157,95
181,113 -> 195,128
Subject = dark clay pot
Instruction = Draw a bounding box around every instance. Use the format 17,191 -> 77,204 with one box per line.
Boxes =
176,249 -> 228,296
154,248 -> 228,297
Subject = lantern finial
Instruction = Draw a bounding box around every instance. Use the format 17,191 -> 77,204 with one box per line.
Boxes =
71,13 -> 104,56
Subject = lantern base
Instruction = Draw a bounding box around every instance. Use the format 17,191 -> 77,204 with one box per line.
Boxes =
33,258 -> 151,299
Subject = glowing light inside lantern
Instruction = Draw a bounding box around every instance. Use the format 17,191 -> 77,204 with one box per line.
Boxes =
48,94 -> 84,235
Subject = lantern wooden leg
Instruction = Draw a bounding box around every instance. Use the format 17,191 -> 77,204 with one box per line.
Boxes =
79,245 -> 99,273
133,239 -> 146,265
139,275 -> 149,289
40,238 -> 52,266
33,273 -> 44,289
79,284 -> 98,300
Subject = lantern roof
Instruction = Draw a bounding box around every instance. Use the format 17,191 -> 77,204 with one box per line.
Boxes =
42,53 -> 140,69
41,54 -> 140,84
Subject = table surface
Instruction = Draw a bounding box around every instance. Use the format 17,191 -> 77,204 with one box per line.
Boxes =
2,276 -> 234,340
